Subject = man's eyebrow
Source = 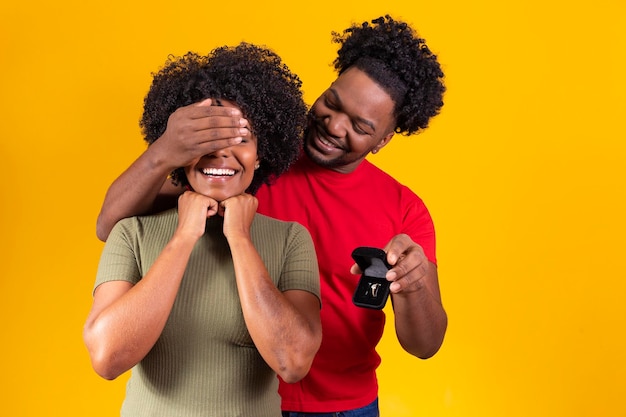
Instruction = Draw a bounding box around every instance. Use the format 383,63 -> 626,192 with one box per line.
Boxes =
329,88 -> 376,132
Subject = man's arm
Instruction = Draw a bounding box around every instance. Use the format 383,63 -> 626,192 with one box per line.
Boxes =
96,99 -> 250,241
352,234 -> 447,358
96,151 -> 181,241
385,234 -> 447,358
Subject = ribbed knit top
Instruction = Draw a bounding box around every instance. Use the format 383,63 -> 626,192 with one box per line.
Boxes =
94,208 -> 320,417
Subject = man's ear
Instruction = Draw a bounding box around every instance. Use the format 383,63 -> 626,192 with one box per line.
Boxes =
372,131 -> 395,154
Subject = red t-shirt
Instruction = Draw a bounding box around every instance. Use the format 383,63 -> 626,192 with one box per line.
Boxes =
256,155 -> 436,413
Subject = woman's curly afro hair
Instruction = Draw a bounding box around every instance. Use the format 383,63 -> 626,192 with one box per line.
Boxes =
140,42 -> 308,194
332,15 -> 446,136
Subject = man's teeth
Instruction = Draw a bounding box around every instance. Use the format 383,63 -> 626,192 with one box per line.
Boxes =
319,136 -> 335,147
202,168 -> 235,176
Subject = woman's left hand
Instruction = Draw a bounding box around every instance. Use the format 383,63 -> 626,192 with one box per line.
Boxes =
220,193 -> 258,240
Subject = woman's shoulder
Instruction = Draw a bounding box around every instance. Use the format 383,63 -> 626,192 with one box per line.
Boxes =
110,208 -> 178,240
253,212 -> 301,229
253,213 -> 310,239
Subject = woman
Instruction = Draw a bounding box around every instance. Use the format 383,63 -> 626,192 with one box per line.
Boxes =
83,43 -> 322,417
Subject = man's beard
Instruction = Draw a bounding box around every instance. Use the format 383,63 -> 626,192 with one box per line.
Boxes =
303,125 -> 344,170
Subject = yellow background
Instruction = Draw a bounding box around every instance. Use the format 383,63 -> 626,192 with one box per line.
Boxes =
1,1 -> 625,416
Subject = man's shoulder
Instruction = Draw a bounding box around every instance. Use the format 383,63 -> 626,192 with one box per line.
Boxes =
360,159 -> 409,187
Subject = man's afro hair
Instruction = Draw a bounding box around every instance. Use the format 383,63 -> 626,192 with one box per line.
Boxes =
332,15 -> 446,136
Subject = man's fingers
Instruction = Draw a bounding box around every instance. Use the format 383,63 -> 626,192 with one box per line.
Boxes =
196,98 -> 213,107
193,127 -> 247,145
191,111 -> 249,135
194,137 -> 243,154
192,102 -> 243,119
384,233 -> 412,265
350,263 -> 362,275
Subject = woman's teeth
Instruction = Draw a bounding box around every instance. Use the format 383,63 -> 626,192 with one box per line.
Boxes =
202,168 -> 235,176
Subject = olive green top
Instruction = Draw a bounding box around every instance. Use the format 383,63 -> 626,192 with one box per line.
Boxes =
95,208 -> 320,417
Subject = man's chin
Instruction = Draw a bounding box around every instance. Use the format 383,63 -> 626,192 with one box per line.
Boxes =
303,144 -> 341,169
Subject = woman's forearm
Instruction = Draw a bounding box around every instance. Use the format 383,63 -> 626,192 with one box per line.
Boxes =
228,237 -> 321,383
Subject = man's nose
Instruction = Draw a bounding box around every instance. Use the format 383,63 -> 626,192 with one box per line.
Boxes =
324,112 -> 349,138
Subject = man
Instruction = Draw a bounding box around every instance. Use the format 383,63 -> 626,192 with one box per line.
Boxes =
97,15 -> 447,417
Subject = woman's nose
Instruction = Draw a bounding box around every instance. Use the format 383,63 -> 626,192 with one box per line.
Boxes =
211,146 -> 233,157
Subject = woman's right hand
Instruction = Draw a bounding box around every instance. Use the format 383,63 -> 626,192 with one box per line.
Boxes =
175,190 -> 219,240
